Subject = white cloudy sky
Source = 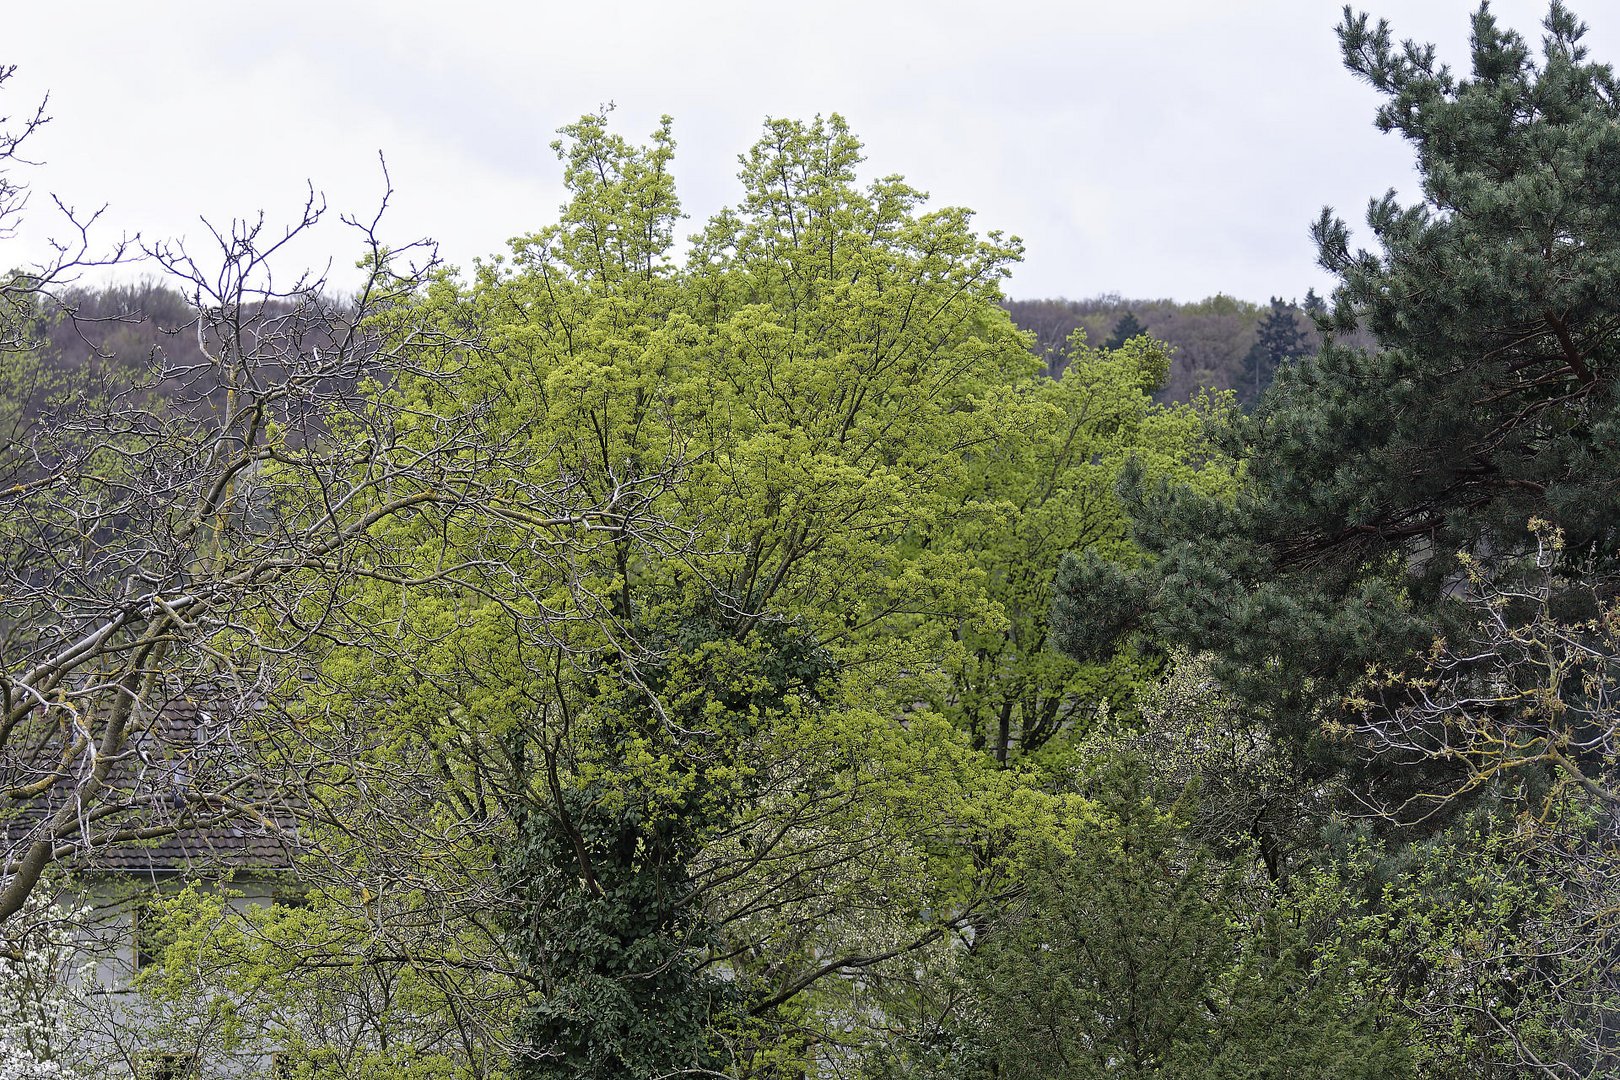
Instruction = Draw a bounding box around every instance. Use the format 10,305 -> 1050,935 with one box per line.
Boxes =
5,0 -> 1609,302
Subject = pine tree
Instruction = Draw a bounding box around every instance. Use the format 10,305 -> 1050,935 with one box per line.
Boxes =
1054,0 -> 1620,772
1104,309 -> 1146,350
1238,296 -> 1311,406
1052,15 -> 1620,1070
1302,287 -> 1328,319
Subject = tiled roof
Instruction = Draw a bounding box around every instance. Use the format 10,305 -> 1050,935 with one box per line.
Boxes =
77,822 -> 297,876
5,696 -> 300,877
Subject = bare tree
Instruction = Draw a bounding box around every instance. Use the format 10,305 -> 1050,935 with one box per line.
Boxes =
1345,522 -> 1620,1077
0,194 -> 470,915
0,65 -> 545,923
1356,522 -> 1620,821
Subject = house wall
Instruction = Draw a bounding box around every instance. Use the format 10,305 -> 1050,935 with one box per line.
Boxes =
61,874 -> 286,1080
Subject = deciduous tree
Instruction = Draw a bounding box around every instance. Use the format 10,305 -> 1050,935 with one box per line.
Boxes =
242,111 -> 1076,1078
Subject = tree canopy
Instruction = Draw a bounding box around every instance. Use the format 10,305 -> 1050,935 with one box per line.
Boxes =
1051,5 -> 1620,1074
187,110 -> 1231,1077
5,6 -> 1620,1080
1056,0 -> 1620,758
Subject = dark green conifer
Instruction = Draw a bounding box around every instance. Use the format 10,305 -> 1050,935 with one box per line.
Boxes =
1239,296 -> 1311,406
504,617 -> 832,1080
1104,309 -> 1146,350
1302,286 -> 1328,319
1054,0 -> 1620,770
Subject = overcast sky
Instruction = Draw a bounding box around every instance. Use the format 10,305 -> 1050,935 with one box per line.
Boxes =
6,1 -> 1611,303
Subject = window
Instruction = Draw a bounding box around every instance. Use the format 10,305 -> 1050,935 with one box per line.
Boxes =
137,1053 -> 195,1080
131,894 -> 175,972
270,887 -> 311,911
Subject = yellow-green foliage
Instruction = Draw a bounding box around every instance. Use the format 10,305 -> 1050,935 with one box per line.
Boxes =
153,110 -> 1233,1075
138,882 -> 516,1080
940,331 -> 1237,763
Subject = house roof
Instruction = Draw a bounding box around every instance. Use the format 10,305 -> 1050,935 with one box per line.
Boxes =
5,695 -> 300,878
77,822 -> 297,877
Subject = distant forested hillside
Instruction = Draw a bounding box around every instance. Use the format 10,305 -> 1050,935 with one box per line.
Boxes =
36,283 -> 1332,411
33,280 -> 209,383
33,283 -> 1329,410
1006,292 -> 1339,405
19,279 -> 351,419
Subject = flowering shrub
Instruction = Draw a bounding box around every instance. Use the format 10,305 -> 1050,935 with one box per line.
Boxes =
0,890 -> 89,1079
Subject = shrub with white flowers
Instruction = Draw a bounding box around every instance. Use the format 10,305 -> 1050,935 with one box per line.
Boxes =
0,889 -> 89,1079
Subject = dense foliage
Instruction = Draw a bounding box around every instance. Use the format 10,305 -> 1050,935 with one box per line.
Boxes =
0,5 -> 1616,1080
1053,3 -> 1620,1075
1005,292 -> 1330,402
